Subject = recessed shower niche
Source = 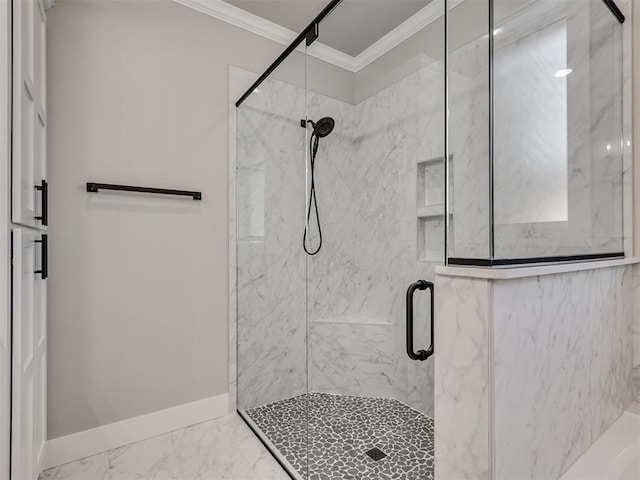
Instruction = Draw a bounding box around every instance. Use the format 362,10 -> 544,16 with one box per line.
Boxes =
417,157 -> 445,212
417,156 -> 449,262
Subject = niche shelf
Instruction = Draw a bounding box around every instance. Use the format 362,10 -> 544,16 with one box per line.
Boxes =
417,156 -> 445,209
417,205 -> 445,218
416,156 -> 451,262
418,216 -> 445,262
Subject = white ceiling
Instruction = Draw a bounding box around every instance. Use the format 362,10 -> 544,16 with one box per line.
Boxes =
224,0 -> 432,57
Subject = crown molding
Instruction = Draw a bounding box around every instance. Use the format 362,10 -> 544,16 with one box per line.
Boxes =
173,0 -> 358,71
307,42 -> 357,72
173,0 -> 457,73
353,0 -> 464,71
174,0 -> 296,46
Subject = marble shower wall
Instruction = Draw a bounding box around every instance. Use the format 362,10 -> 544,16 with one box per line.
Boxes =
308,61 -> 445,416
236,77 -> 308,410
236,64 -> 444,412
236,54 -> 446,412
633,264 -> 640,399
434,276 -> 492,480
493,266 -> 632,479
434,265 -> 633,480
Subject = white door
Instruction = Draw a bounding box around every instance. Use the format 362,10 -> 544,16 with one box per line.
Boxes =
12,229 -> 47,480
12,0 -> 47,228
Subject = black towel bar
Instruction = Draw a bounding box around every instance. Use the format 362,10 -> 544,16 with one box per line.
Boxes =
86,183 -> 202,200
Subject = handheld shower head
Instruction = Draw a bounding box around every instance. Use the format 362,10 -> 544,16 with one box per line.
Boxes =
313,117 -> 335,138
302,117 -> 335,138
300,115 -> 335,256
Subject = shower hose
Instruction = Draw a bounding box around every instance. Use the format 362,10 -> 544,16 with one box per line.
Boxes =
304,131 -> 322,256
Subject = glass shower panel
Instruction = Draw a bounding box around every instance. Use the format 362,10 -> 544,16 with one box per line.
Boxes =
493,0 -> 624,258
235,48 -> 309,478
446,0 -> 492,260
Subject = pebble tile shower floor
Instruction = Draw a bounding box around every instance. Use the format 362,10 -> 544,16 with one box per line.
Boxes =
243,393 -> 434,480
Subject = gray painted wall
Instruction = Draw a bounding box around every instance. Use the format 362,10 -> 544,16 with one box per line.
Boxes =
46,0 -> 351,439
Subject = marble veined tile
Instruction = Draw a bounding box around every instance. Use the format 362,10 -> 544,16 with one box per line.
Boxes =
107,433 -> 182,480
434,275 -> 491,480
309,321 -> 396,398
39,453 -> 109,480
493,273 -> 591,480
39,414 -> 288,480
171,414 -> 288,480
635,263 -> 640,401
590,267 -> 633,440
493,266 -> 633,480
633,271 -> 640,372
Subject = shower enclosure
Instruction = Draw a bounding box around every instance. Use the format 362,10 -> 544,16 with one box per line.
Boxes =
234,0 -> 625,478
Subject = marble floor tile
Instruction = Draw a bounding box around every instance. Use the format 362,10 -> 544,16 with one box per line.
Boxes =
108,433 -> 182,480
40,453 -> 110,480
39,414 -> 288,480
171,415 -> 288,480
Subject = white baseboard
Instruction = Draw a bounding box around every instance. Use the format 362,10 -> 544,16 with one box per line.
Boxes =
43,393 -> 230,470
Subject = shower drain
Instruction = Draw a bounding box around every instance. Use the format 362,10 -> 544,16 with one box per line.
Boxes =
365,447 -> 387,461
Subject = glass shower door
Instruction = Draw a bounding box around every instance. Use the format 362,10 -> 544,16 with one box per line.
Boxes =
236,1 -> 446,478
235,48 -> 310,479
303,2 -> 444,478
